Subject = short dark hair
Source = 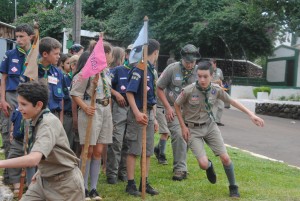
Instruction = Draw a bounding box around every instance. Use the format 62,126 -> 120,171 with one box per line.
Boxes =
197,61 -> 213,75
17,80 -> 49,109
148,39 -> 160,56
15,24 -> 34,36
39,37 -> 62,55
210,58 -> 217,64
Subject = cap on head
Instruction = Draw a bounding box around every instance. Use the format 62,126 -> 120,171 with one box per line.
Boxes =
180,44 -> 201,62
126,44 -> 133,51
70,44 -> 83,53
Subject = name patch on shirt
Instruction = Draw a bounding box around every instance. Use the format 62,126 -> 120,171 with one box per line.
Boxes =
12,59 -> 19,63
120,77 -> 127,80
48,76 -> 58,85
175,74 -> 182,81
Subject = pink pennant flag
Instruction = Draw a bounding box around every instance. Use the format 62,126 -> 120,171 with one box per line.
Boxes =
81,36 -> 107,78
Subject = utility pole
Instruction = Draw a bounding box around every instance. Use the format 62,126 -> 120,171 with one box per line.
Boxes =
73,0 -> 81,44
14,0 -> 17,21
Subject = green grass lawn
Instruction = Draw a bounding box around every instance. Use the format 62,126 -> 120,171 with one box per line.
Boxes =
97,134 -> 300,201
1,135 -> 299,201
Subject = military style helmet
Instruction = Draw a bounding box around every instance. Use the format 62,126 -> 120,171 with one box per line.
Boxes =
180,44 -> 201,62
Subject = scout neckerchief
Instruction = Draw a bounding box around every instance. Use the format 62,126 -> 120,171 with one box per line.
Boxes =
180,60 -> 194,86
67,71 -> 73,79
124,63 -> 131,70
195,81 -> 215,121
100,71 -> 109,98
17,45 -> 31,82
38,60 -> 51,79
27,109 -> 50,153
148,62 -> 156,98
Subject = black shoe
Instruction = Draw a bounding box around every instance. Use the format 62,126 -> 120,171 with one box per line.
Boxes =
126,184 -> 141,197
89,189 -> 102,200
118,175 -> 128,182
107,177 -> 118,184
158,154 -> 168,165
206,160 -> 217,184
229,185 -> 240,198
154,146 -> 160,160
139,183 -> 159,196
216,122 -> 225,126
172,171 -> 187,181
85,189 -> 91,201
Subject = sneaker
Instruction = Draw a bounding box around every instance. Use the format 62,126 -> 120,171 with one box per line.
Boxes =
85,189 -> 91,201
216,122 -> 225,126
158,154 -> 168,165
229,185 -> 240,198
125,184 -> 141,197
89,189 -> 102,200
107,177 -> 118,184
139,183 -> 159,196
206,160 -> 217,184
154,146 -> 160,160
172,171 -> 187,181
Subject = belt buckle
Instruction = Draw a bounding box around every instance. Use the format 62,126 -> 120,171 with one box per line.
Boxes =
187,123 -> 194,128
102,99 -> 109,106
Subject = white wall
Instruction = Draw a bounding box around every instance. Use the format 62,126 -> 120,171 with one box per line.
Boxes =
267,60 -> 286,82
231,85 -> 300,100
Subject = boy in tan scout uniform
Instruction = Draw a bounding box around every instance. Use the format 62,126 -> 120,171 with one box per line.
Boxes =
70,44 -> 113,200
157,44 -> 200,181
174,61 -> 264,198
0,81 -> 84,200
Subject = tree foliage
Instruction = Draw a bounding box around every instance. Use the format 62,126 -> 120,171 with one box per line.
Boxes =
4,0 -> 300,61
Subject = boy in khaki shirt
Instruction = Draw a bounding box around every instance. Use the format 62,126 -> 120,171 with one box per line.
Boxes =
174,61 -> 264,198
0,81 -> 84,200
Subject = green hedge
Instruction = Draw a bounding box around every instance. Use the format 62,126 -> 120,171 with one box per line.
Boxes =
253,86 -> 271,98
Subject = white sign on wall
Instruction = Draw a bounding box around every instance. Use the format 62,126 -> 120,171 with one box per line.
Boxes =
267,60 -> 286,82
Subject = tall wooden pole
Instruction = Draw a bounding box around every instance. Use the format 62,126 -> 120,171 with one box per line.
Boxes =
141,16 -> 148,200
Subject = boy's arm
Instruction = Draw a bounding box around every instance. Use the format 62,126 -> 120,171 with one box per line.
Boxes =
157,87 -> 174,122
174,102 -> 190,142
1,74 -> 11,117
126,92 -> 148,125
71,96 -> 95,116
111,88 -> 127,107
71,101 -> 78,132
0,151 -> 42,168
60,99 -> 64,123
153,105 -> 159,132
230,99 -> 264,127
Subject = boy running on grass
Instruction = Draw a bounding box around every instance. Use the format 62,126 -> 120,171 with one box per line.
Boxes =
174,61 -> 264,198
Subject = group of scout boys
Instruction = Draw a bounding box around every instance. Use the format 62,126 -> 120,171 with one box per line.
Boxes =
0,23 -> 264,200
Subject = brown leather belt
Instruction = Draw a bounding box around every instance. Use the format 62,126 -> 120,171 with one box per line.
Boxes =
96,98 -> 109,106
185,122 -> 206,128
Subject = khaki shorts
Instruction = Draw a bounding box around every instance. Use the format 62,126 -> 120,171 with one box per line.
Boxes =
156,107 -> 170,135
126,109 -> 155,156
188,119 -> 227,159
21,167 -> 84,201
78,100 -> 113,145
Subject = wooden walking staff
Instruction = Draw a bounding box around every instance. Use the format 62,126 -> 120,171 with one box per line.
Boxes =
141,16 -> 149,200
18,122 -> 29,200
80,32 -> 103,175
19,20 -> 40,199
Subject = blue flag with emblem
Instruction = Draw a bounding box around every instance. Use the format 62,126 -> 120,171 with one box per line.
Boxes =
129,20 -> 148,64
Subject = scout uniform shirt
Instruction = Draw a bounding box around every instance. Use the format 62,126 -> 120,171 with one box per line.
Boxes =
126,62 -> 156,109
110,64 -> 131,101
157,61 -> 197,106
175,82 -> 231,124
70,68 -> 111,100
0,46 -> 30,91
63,72 -> 73,113
38,64 -> 67,112
30,110 -> 79,177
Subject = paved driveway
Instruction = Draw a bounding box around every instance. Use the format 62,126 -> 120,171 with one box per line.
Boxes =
220,109 -> 300,167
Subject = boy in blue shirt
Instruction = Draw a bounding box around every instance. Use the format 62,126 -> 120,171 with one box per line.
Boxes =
125,39 -> 160,196
38,37 -> 67,122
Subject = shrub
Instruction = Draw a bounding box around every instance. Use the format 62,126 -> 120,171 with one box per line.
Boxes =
253,86 -> 271,98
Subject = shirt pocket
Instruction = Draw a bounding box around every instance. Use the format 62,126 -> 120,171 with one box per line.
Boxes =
50,82 -> 64,100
